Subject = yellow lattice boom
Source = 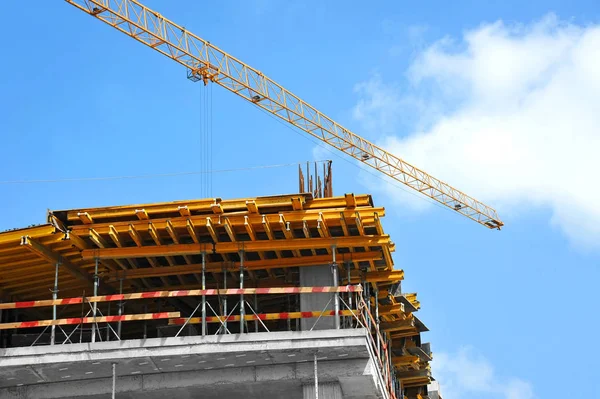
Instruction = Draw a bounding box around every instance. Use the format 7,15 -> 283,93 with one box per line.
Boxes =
65,0 -> 503,230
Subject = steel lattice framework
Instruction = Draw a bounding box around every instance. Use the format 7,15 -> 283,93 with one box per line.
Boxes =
65,0 -> 503,229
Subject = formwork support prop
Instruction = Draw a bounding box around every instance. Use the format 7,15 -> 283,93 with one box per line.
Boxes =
92,257 -> 99,343
50,259 -> 61,345
223,263 -> 227,334
331,246 -> 340,330
239,249 -> 245,333
201,251 -> 206,336
375,287 -> 380,354
117,278 -> 124,339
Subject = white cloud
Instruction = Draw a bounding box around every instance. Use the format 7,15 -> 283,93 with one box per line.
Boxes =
352,14 -> 600,248
433,347 -> 534,399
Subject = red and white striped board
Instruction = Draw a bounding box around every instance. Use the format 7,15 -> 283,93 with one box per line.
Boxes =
0,311 -> 180,330
168,309 -> 358,325
0,286 -> 362,310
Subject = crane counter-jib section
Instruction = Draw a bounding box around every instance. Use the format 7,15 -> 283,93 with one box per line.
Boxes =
64,0 -> 503,230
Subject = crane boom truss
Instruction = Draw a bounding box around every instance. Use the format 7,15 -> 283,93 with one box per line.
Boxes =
65,0 -> 503,229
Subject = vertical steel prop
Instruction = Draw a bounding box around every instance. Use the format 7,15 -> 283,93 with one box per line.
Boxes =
143,305 -> 148,339
92,257 -> 99,343
254,294 -> 259,332
223,264 -> 227,334
117,278 -> 123,339
239,249 -> 245,334
375,288 -> 380,354
106,302 -> 111,341
331,246 -> 340,329
50,259 -> 60,345
201,251 -> 206,336
346,261 -> 352,328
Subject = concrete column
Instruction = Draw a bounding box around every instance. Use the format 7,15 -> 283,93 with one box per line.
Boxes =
300,265 -> 334,330
303,382 -> 343,399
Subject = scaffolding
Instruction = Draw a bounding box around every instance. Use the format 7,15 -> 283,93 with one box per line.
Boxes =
0,193 -> 437,398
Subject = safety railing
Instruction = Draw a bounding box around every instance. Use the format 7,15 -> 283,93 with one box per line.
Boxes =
0,284 -> 399,399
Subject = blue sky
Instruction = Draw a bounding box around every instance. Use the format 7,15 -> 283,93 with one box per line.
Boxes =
1,1 -> 599,398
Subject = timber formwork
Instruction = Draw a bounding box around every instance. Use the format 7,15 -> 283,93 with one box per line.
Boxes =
0,193 -> 437,398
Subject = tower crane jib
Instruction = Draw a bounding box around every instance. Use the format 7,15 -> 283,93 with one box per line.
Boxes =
65,0 -> 503,229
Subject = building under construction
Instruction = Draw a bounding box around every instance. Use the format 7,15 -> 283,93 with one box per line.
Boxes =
0,0 -> 505,398
0,185 -> 441,399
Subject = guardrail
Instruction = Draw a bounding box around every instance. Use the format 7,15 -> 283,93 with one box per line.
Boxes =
0,284 -> 399,399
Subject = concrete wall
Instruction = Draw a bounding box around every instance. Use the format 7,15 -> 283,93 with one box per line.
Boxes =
299,265 -> 335,331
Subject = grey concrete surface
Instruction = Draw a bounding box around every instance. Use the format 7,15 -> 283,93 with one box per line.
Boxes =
0,329 -> 387,399
300,265 -> 336,330
303,382 -> 343,399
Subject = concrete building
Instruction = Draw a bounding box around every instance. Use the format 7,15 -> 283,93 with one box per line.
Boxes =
0,193 -> 440,398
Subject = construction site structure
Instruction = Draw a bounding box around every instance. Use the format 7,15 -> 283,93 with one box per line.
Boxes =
0,192 -> 440,398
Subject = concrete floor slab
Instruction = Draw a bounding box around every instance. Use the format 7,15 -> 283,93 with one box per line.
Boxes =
0,329 -> 388,399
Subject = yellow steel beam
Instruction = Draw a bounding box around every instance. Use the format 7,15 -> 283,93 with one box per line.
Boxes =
223,217 -> 236,242
389,330 -> 421,339
374,213 -> 384,236
262,215 -> 275,240
89,228 -> 129,270
279,215 -> 292,239
63,230 -> 89,251
211,202 -> 223,214
0,225 -> 57,246
148,222 -> 184,284
135,209 -> 149,220
148,222 -> 162,246
58,195 -> 374,222
393,355 -> 420,367
177,206 -> 191,217
188,219 -> 201,243
68,207 -> 385,235
88,228 -> 108,248
404,293 -> 421,310
364,270 -> 404,283
279,215 -> 300,258
105,251 -> 383,281
355,212 -> 365,236
77,212 -> 93,224
244,216 -> 256,241
20,236 -> 95,285
108,225 -> 123,247
82,235 -> 390,260
165,220 -> 193,264
317,213 -> 330,238
204,217 -> 217,243
261,215 -> 283,258
380,318 -> 415,332
345,193 -> 357,209
128,224 -> 143,246
379,304 -> 405,315
291,197 -> 303,211
246,200 -> 259,214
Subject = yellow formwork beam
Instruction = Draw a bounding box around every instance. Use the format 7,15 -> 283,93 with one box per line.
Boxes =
69,207 -> 386,235
81,235 -> 391,260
